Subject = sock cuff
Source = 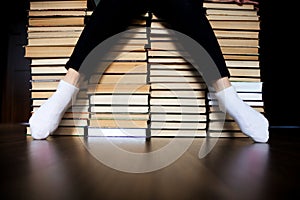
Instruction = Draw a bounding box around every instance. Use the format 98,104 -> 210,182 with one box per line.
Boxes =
214,85 -> 236,98
58,80 -> 79,92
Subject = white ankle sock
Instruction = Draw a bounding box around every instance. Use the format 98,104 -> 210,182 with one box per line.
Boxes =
214,86 -> 269,143
29,80 -> 79,140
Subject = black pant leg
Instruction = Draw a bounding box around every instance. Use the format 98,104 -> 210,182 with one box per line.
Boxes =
66,0 -> 148,71
152,0 -> 230,84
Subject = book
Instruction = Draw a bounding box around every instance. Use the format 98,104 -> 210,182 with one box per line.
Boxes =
151,82 -> 206,90
31,66 -> 68,74
150,90 -> 206,98
87,84 -> 150,94
150,98 -> 206,106
29,1 -> 88,10
89,74 -> 148,84
223,55 -> 258,61
94,62 -> 147,73
31,90 -> 89,103
203,1 -> 255,10
210,21 -> 260,31
31,75 -> 65,81
150,106 -> 206,114
151,121 -> 206,130
151,114 -> 207,122
25,46 -> 75,58
151,129 -> 207,137
206,8 -> 258,17
28,10 -> 87,17
59,119 -> 88,127
28,17 -> 85,27
149,76 -> 203,83
226,60 -> 259,68
63,112 -> 90,120
150,69 -> 202,77
27,37 -> 79,46
27,31 -> 82,39
217,38 -> 259,47
32,98 -> 89,107
207,15 -> 259,21
90,94 -> 149,106
214,30 -> 259,39
89,119 -> 148,129
31,105 -> 90,113
30,58 -> 69,66
90,113 -> 149,120
27,26 -> 85,32
228,68 -> 260,78
26,126 -> 86,136
221,46 -> 259,55
30,81 -> 59,90
87,127 -> 148,137
90,105 -> 149,113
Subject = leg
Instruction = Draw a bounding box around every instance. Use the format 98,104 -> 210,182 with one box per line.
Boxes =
29,68 -> 81,139
65,0 -> 148,71
29,0 -> 148,139
152,0 -> 230,81
153,0 -> 269,142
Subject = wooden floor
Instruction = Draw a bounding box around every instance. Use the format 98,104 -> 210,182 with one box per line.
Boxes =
1,124 -> 300,200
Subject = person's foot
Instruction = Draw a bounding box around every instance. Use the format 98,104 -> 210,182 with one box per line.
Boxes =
29,80 -> 79,139
214,86 -> 269,143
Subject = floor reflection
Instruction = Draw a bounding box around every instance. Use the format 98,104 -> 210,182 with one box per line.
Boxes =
82,136 -> 196,173
204,142 -> 270,200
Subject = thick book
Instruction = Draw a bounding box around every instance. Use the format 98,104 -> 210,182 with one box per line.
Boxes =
151,113 -> 207,122
210,21 -> 260,31
90,106 -> 149,114
89,119 -> 148,129
28,17 -> 85,27
90,113 -> 149,120
150,106 -> 206,114
87,127 -> 148,137
27,26 -> 84,32
90,74 -> 148,84
203,1 -> 255,10
31,66 -> 67,74
27,37 -> 79,46
90,94 -> 149,106
151,129 -> 207,137
25,46 -> 75,58
29,1 -> 88,10
28,10 -> 86,17
27,31 -> 82,39
88,84 -> 150,94
26,126 -> 86,136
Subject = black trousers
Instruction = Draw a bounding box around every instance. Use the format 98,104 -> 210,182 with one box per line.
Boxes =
65,0 -> 230,83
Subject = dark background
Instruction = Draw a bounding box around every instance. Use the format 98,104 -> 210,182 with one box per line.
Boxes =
0,0 -> 298,129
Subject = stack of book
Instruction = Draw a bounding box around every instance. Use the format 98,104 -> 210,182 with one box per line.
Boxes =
87,63 -> 151,137
86,15 -> 151,137
25,0 -> 89,136
147,24 -> 208,137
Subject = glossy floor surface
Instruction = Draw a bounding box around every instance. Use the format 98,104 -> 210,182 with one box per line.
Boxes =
1,125 -> 300,200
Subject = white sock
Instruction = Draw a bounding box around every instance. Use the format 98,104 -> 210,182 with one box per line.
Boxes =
29,80 -> 79,140
214,86 -> 269,143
